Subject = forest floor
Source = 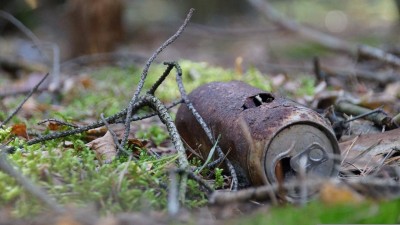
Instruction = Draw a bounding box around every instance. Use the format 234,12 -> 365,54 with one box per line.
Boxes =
1,1 -> 400,224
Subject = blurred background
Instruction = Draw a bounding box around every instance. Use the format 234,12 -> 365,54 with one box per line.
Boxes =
0,0 -> 399,71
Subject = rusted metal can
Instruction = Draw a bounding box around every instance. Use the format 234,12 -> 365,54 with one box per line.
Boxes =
175,81 -> 340,199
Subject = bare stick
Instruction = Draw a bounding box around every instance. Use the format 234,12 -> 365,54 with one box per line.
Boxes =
24,99 -> 147,147
210,176 -> 400,205
100,113 -> 131,156
142,94 -> 188,169
391,112 -> 400,128
168,170 -> 180,216
174,168 -> 214,195
13,99 -> 180,150
0,73 -> 49,127
335,101 -> 392,128
122,8 -> 194,147
169,62 -> 239,191
0,148 -> 64,212
247,0 -> 400,67
37,119 -> 79,128
116,154 -> 133,192
147,63 -> 175,95
114,99 -> 183,124
0,10 -> 43,54
141,94 -> 189,202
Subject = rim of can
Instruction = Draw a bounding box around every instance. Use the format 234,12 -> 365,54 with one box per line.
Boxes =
263,121 -> 340,201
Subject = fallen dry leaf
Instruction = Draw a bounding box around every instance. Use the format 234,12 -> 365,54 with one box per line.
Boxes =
340,128 -> 400,155
86,131 -> 117,163
319,182 -> 364,205
339,128 -> 400,171
85,124 -> 147,148
11,123 -> 29,139
48,121 -> 61,131
79,76 -> 93,89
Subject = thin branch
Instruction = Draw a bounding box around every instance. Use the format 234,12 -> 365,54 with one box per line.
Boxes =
174,168 -> 214,195
37,119 -> 79,128
1,98 -> 182,154
204,157 -> 225,169
0,10 -> 44,55
141,94 -> 189,202
247,0 -> 400,67
114,99 -> 183,124
122,8 -> 194,147
100,113 -> 131,156
0,73 -> 49,127
142,94 -> 188,169
210,176 -> 400,205
0,148 -> 64,212
147,63 -> 175,95
335,101 -> 392,128
25,98 -> 147,147
169,62 -> 239,191
167,170 -> 179,216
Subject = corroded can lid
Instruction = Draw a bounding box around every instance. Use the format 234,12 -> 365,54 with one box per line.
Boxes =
264,123 -> 339,200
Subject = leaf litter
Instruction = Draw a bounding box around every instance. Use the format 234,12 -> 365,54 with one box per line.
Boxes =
1,5 -> 400,225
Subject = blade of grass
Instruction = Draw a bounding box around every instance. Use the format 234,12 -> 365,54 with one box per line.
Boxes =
196,135 -> 220,174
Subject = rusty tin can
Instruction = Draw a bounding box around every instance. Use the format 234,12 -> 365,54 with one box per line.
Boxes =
176,81 -> 340,199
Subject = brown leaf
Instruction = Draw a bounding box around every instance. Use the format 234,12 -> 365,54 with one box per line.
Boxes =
79,76 -> 93,89
86,126 -> 108,135
11,123 -> 29,139
85,124 -> 147,148
339,129 -> 400,172
340,129 -> 400,156
86,131 -> 116,162
320,182 -> 364,205
48,122 -> 61,131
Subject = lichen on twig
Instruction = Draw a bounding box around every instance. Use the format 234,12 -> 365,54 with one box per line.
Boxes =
121,8 -> 195,147
165,61 -> 239,191
0,73 -> 49,128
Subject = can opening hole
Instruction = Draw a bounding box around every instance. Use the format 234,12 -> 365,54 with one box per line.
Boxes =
275,157 -> 297,182
242,93 -> 274,110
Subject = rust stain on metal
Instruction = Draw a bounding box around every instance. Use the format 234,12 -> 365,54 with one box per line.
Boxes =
176,81 -> 340,200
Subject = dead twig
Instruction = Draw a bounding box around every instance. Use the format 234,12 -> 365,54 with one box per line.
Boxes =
247,0 -> 400,67
313,57 -> 326,83
141,94 -> 189,202
0,147 -> 64,212
122,8 -> 194,147
0,73 -> 49,128
391,112 -> 400,128
321,64 -> 399,85
13,99 -> 147,150
168,168 -> 215,216
0,10 -> 45,57
113,99 -> 183,124
168,170 -> 180,216
210,176 -> 400,205
37,119 -> 79,128
2,99 -> 181,154
147,63 -> 175,95
335,101 -> 392,128
174,168 -> 214,195
141,94 -> 188,169
100,113 -> 131,157
169,62 -> 239,191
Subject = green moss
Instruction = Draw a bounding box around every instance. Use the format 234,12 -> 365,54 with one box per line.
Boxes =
235,200 -> 400,225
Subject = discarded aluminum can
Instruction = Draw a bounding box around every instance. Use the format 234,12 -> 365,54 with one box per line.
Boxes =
175,81 -> 340,200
